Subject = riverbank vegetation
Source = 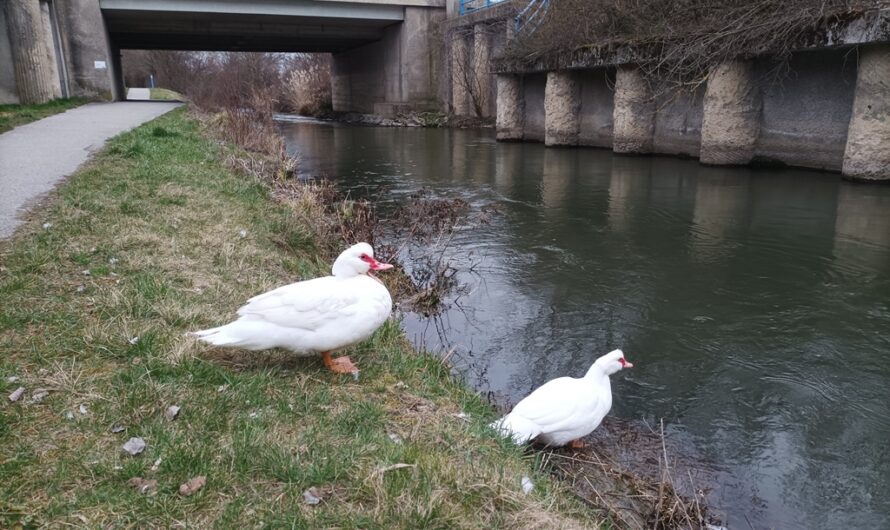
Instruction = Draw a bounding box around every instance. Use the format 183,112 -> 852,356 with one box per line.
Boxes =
0,97 -> 90,134
0,108 -> 604,528
505,0 -> 886,90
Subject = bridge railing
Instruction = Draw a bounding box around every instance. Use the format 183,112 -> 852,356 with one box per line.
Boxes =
459,0 -> 507,16
513,0 -> 549,35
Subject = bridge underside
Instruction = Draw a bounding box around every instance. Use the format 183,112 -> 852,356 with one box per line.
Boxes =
102,4 -> 404,53
92,0 -> 447,114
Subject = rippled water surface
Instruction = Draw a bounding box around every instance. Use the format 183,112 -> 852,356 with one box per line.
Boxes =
280,118 -> 890,530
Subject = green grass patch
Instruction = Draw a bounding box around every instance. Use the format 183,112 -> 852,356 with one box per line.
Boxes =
0,109 -> 601,528
0,97 -> 90,133
150,88 -> 185,101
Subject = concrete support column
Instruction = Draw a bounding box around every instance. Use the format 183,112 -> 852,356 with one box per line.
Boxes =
842,44 -> 890,182
496,74 -> 523,141
544,71 -> 580,146
4,0 -> 54,104
700,61 -> 761,165
613,66 -> 655,154
451,34 -> 470,116
473,24 -> 491,117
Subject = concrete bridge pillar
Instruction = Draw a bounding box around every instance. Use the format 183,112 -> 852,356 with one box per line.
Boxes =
496,74 -> 523,141
842,44 -> 890,182
4,0 -> 55,104
613,66 -> 655,154
700,61 -> 761,165
451,34 -> 470,116
544,70 -> 580,146
473,24 -> 491,117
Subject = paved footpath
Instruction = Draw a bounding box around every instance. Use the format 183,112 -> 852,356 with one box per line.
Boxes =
0,101 -> 180,238
127,88 -> 151,100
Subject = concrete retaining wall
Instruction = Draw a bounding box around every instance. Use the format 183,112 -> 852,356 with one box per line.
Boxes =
578,69 -> 614,148
332,6 -> 445,116
0,6 -> 18,104
522,73 -> 545,141
54,0 -> 111,98
753,50 -> 856,171
653,87 -> 703,158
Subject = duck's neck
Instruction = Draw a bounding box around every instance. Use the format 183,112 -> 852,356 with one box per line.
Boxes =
584,363 -> 610,383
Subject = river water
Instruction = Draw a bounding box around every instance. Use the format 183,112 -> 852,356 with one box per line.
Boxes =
279,117 -> 890,530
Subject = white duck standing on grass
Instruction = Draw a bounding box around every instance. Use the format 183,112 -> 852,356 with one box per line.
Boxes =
492,349 -> 633,448
191,242 -> 393,375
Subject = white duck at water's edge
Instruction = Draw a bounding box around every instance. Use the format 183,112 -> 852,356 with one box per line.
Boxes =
191,242 -> 393,374
491,349 -> 633,448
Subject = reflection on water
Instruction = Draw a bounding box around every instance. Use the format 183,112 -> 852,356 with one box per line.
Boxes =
279,119 -> 890,530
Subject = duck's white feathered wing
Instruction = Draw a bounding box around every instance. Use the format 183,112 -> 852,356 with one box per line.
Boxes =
193,276 -> 391,353
492,377 -> 598,444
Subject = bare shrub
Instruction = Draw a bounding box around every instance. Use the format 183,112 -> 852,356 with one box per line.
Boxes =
505,0 -> 886,91
283,54 -> 333,116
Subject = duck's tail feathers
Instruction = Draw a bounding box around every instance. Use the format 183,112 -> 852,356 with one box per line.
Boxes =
189,324 -> 241,346
490,413 -> 541,445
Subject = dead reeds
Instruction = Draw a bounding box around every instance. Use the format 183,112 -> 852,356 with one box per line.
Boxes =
505,0 -> 887,92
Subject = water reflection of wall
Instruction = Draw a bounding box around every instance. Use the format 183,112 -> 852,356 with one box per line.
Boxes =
690,168 -> 750,262
541,147 -> 579,210
608,156 -> 651,231
833,184 -> 890,271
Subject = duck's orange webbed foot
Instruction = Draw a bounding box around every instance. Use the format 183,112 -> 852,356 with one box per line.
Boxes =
568,439 -> 588,450
322,351 -> 359,375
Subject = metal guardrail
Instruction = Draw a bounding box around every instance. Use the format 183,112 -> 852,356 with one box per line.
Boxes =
513,0 -> 549,35
459,0 -> 506,16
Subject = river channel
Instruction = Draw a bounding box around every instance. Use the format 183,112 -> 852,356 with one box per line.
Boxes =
279,117 -> 890,530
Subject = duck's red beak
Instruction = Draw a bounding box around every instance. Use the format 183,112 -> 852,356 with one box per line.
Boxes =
369,258 -> 393,271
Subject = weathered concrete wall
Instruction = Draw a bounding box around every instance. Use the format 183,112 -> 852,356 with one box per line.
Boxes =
472,23 -> 491,117
578,69 -> 614,148
842,44 -> 890,182
544,70 -> 580,146
496,74 -> 523,140
39,1 -> 62,99
700,61 -> 760,165
613,66 -> 655,154
753,50 -> 856,171
522,73 -> 546,142
55,0 -> 111,98
0,6 -> 18,104
653,86 -> 703,158
449,33 -> 471,115
5,0 -> 55,104
333,7 -> 445,116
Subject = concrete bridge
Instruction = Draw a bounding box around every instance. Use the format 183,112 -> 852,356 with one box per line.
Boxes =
1,0 -> 445,115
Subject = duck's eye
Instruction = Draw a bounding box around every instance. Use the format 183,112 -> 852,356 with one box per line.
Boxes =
359,254 -> 373,263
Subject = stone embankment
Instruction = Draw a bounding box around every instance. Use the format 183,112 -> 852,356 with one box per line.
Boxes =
447,6 -> 890,182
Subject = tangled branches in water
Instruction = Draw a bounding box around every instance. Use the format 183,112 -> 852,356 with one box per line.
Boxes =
505,0 -> 888,92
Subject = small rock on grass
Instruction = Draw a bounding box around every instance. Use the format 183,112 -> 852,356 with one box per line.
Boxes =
388,433 -> 403,444
122,437 -> 146,456
8,387 -> 25,402
30,389 -> 49,403
521,476 -> 534,495
165,405 -> 180,421
150,458 -> 162,472
5,376 -> 19,384
127,477 -> 158,495
178,476 -> 206,497
79,404 -> 89,415
302,487 -> 322,505
110,424 -> 126,433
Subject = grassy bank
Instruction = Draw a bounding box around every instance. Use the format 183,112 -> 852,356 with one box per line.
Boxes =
0,97 -> 90,134
0,108 -> 600,528
150,88 -> 184,101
